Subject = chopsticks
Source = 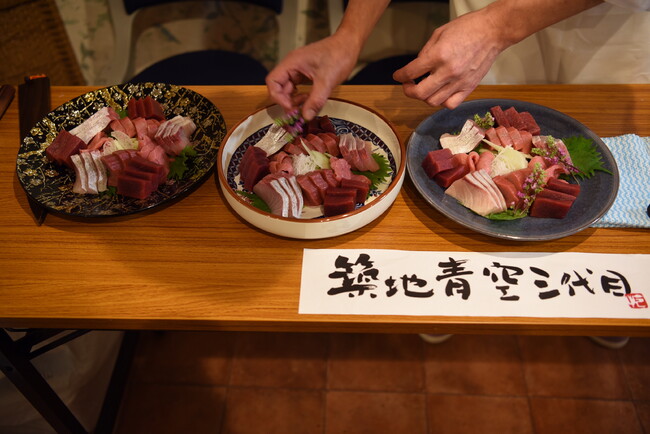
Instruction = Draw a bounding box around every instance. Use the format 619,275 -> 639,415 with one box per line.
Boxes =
0,85 -> 15,121
19,75 -> 51,225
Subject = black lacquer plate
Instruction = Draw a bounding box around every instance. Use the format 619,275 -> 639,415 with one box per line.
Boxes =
406,98 -> 619,241
16,82 -> 226,217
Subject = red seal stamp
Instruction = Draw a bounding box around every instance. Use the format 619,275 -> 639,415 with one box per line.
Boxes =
626,293 -> 648,309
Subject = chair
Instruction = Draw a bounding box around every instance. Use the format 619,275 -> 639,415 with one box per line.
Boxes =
104,0 -> 308,85
327,0 -> 449,84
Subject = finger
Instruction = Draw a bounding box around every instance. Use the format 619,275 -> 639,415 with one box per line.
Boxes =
401,73 -> 448,103
392,57 -> 434,84
441,90 -> 473,110
266,76 -> 295,112
301,81 -> 335,121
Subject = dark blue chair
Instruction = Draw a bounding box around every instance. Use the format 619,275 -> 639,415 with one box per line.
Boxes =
105,0 -> 295,85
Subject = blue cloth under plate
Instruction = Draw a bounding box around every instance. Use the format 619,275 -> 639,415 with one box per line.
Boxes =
591,134 -> 650,228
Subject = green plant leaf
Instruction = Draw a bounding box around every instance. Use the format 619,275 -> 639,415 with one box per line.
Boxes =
236,191 -> 270,213
562,136 -> 612,180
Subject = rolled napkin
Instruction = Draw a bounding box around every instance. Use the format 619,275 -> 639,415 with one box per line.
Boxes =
591,134 -> 650,228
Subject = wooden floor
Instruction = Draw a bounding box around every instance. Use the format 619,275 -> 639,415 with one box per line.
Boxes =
113,331 -> 650,433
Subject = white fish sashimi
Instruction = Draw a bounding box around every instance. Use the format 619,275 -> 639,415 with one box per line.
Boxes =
255,124 -> 291,156
440,119 -> 484,154
70,154 -> 88,194
70,107 -> 118,144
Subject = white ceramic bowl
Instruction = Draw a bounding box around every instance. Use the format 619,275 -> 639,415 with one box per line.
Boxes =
217,98 -> 405,239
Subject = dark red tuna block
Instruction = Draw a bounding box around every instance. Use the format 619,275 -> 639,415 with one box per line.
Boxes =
239,146 -> 270,191
434,164 -> 470,188
529,196 -> 575,219
46,130 -> 87,167
490,106 -> 510,128
504,107 -> 527,130
518,111 -> 541,136
546,178 -> 580,197
116,174 -> 157,199
323,188 -> 356,216
422,148 -> 453,178
340,176 -> 370,203
296,175 -> 322,206
127,96 -> 165,121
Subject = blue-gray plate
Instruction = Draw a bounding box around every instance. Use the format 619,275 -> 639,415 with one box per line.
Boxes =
406,98 -> 619,241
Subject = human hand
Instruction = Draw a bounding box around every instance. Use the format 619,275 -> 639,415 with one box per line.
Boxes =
266,35 -> 359,121
392,8 -> 506,109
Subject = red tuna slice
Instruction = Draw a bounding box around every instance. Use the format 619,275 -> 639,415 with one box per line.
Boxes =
452,152 -> 479,173
326,186 -> 357,198
421,148 -> 453,178
536,188 -> 577,203
518,111 -> 541,136
492,175 -> 522,209
434,165 -> 470,188
307,171 -> 329,201
319,115 -> 336,134
340,177 -> 370,203
123,166 -> 160,186
296,175 -> 322,206
127,155 -> 167,183
504,168 -> 533,192
546,178 -> 580,197
120,116 -> 137,138
338,134 -> 362,169
349,173 -> 371,187
117,174 -> 157,199
46,130 -> 87,167
504,107 -> 527,130
305,134 -> 328,153
423,155 -> 455,178
239,145 -> 270,191
146,119 -> 160,137
490,106 -> 510,128
282,139 -> 308,156
529,196 -> 574,219
321,169 -> 340,188
127,98 -> 140,119
317,133 -> 340,156
323,189 -> 356,217
132,117 -> 148,140
87,131 -> 111,151
330,156 -> 353,181
269,151 -> 293,175
100,153 -> 123,174
484,128 -> 502,147
475,151 -> 495,174
495,126 -> 514,148
142,96 -> 165,121
506,127 -> 524,151
518,130 -> 533,154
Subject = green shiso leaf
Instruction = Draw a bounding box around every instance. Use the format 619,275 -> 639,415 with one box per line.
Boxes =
237,191 -> 271,213
485,209 -> 528,220
352,153 -> 392,191
563,135 -> 612,180
168,146 -> 198,180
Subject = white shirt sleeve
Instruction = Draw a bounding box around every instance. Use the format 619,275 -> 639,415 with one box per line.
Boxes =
605,0 -> 650,11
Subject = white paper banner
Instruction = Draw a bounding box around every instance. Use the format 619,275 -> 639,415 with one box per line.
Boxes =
299,249 -> 650,319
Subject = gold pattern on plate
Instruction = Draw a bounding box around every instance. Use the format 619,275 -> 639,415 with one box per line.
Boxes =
16,82 -> 226,218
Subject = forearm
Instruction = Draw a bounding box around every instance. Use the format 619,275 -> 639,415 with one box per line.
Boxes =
482,0 -> 605,49
333,0 -> 392,56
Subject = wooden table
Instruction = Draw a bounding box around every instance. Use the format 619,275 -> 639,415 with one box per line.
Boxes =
1,84 -> 649,336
